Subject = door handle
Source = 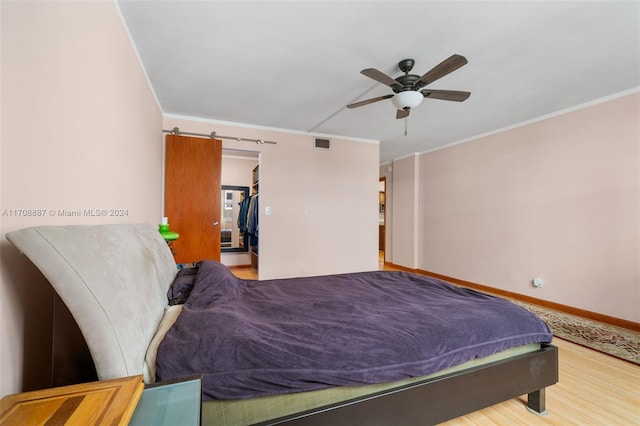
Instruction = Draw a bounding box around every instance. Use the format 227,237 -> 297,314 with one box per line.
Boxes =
213,221 -> 219,226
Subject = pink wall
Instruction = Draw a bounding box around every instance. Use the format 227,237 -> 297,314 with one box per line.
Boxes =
414,93 -> 639,322
164,116 -> 380,280
389,155 -> 419,268
1,1 -> 163,395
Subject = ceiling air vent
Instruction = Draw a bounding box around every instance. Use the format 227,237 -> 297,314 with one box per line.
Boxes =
314,138 -> 331,150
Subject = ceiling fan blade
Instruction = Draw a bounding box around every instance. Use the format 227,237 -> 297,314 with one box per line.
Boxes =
347,94 -> 393,109
361,68 -> 402,89
421,90 -> 471,102
396,108 -> 410,119
416,54 -> 468,88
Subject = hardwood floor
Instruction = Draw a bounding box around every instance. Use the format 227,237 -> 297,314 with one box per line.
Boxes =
230,259 -> 640,424
442,338 -> 639,425
228,266 -> 258,280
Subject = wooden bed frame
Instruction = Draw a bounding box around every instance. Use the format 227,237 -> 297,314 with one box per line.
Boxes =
6,224 -> 558,425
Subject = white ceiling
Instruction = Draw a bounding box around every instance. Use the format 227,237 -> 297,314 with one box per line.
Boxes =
117,1 -> 640,164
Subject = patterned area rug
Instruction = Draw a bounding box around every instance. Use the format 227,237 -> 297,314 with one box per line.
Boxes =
515,301 -> 640,365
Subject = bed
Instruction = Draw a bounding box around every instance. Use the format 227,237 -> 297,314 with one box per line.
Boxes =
6,224 -> 558,425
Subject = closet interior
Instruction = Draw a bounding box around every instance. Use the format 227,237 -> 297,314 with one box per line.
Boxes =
220,150 -> 260,271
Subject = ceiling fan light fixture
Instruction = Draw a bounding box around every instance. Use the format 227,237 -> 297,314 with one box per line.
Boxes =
391,91 -> 423,110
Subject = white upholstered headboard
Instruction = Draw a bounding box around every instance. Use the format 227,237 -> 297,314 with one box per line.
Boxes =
6,224 -> 177,381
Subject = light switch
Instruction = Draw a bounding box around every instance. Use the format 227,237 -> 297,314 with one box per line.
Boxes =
265,206 -> 271,216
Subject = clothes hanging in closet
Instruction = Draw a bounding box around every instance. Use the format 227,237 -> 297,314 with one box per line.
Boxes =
237,196 -> 250,232
246,194 -> 259,247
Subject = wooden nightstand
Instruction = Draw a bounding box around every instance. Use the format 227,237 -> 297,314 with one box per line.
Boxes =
0,375 -> 144,425
0,374 -> 203,426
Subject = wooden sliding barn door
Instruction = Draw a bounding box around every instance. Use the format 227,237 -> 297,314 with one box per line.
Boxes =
165,134 -> 222,263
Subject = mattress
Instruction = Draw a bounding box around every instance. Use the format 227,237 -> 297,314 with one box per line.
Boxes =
201,343 -> 541,425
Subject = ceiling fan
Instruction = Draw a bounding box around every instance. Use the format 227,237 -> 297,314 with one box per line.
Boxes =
347,55 -> 471,119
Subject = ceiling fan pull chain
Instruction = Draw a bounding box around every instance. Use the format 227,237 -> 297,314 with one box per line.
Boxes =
405,118 -> 408,136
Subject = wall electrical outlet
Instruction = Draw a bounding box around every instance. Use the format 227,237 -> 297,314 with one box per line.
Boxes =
532,277 -> 544,288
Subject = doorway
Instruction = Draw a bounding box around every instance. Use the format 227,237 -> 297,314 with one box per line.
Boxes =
379,177 -> 386,268
221,149 -> 260,275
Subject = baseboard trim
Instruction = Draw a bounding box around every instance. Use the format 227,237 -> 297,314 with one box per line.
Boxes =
227,264 -> 253,270
384,262 -> 640,332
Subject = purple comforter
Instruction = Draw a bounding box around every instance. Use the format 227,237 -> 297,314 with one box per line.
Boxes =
156,261 -> 552,400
